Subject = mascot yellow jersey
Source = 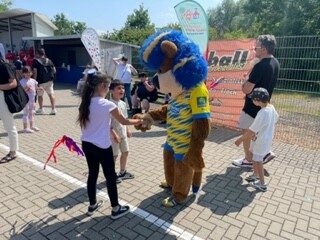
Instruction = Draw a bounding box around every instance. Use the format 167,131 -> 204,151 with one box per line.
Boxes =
164,83 -> 210,160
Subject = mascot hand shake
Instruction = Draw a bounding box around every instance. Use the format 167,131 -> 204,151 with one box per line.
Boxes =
135,30 -> 210,207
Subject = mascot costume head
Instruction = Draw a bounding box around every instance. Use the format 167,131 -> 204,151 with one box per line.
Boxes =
136,29 -> 211,207
140,29 -> 207,95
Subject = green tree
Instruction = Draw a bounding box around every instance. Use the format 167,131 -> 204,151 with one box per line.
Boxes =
0,0 -> 12,11
103,4 -> 155,45
52,13 -> 86,36
207,0 -> 246,39
125,4 -> 153,29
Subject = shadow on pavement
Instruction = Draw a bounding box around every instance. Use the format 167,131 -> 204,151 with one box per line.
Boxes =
206,126 -> 241,144
137,186 -> 196,235
9,181 -> 177,239
132,129 -> 167,138
197,167 -> 256,215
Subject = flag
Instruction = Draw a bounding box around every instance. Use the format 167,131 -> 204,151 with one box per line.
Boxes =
174,0 -> 209,59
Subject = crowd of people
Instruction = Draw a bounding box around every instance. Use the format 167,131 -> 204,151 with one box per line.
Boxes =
0,34 -> 279,218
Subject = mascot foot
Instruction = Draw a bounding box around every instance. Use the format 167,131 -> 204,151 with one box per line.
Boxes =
162,197 -> 178,207
160,180 -> 171,189
192,185 -> 200,194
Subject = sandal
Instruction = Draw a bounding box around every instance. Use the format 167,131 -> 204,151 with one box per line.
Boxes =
0,153 -> 17,164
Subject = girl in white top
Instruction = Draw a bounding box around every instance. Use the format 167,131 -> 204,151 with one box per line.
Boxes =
20,66 -> 40,133
77,70 -> 143,219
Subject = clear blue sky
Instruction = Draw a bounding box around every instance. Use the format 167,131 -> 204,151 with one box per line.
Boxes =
12,0 -> 221,33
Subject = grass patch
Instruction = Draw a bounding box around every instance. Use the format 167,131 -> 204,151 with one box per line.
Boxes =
272,91 -> 320,116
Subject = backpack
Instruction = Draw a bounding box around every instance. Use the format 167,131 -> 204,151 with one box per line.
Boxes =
36,58 -> 55,83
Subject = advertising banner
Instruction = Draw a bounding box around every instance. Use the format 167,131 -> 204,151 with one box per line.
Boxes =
206,39 -> 256,128
81,28 -> 102,71
174,0 -> 208,58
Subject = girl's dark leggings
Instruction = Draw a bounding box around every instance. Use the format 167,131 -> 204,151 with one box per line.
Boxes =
82,141 -> 119,207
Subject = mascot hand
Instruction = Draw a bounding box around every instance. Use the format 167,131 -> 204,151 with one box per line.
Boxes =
133,113 -> 154,132
183,150 -> 205,171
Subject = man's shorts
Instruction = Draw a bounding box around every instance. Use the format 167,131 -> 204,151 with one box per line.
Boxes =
112,138 -> 129,156
237,111 -> 254,129
38,81 -> 54,96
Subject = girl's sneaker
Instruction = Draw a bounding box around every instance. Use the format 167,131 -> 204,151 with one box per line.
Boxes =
24,128 -> 34,133
31,127 -> 40,131
87,200 -> 103,216
111,205 -> 130,220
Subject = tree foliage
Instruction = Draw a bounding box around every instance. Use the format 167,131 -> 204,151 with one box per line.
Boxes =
207,0 -> 320,39
124,4 -> 153,29
52,13 -> 87,36
102,4 -> 155,45
0,0 -> 11,12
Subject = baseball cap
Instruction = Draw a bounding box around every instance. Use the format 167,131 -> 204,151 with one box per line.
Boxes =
248,87 -> 270,102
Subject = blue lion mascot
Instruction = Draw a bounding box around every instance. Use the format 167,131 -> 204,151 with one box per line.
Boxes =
134,29 -> 211,207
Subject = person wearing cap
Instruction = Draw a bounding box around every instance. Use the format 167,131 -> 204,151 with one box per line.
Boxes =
233,35 -> 280,168
113,56 -> 138,113
0,44 -> 19,163
235,87 -> 278,191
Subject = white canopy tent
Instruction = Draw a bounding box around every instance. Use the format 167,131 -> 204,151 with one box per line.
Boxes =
0,8 -> 57,52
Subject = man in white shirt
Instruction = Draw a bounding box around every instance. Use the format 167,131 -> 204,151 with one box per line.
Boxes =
113,56 -> 137,112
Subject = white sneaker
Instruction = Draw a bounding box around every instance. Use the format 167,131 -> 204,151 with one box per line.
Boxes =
232,158 -> 253,168
263,151 -> 276,164
24,128 -> 34,133
50,109 -> 57,115
31,127 -> 40,131
251,180 -> 267,192
35,108 -> 45,115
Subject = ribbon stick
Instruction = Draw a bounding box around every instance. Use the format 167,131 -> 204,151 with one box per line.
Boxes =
44,135 -> 84,169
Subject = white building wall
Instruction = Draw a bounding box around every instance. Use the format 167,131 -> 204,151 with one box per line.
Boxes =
34,15 -> 55,37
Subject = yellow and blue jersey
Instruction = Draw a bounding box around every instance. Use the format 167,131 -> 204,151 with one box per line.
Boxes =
163,82 -> 210,160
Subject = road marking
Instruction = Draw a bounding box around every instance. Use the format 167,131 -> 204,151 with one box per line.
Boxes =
0,144 -> 202,240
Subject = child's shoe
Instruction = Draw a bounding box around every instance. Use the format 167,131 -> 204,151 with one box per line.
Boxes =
111,205 -> 130,220
118,170 -> 134,180
245,174 -> 258,183
24,128 -> 34,133
31,127 -> 40,131
87,200 -> 103,216
251,180 -> 267,192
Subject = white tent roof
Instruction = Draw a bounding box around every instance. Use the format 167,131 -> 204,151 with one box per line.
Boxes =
0,8 -> 57,33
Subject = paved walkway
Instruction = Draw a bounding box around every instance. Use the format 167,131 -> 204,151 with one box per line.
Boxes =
0,84 -> 319,240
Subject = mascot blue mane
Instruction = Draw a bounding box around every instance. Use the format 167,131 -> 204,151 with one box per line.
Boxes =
139,29 -> 208,89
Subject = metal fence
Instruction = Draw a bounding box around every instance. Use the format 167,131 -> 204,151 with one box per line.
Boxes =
272,36 -> 320,149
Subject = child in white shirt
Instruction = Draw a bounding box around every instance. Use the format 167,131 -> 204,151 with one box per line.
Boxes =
109,80 -> 134,182
235,87 -> 278,191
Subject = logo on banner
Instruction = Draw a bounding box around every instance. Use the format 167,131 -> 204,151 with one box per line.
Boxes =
181,8 -> 200,20
208,50 -> 249,67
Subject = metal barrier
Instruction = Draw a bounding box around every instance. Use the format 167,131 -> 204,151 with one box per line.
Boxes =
273,36 -> 320,149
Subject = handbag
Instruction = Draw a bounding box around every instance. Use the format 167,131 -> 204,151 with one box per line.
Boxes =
4,82 -> 29,113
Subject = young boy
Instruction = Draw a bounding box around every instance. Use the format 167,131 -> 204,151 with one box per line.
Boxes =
235,87 -> 278,191
109,80 -> 134,182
